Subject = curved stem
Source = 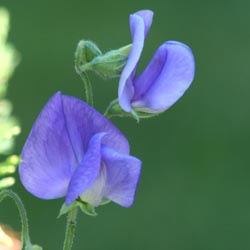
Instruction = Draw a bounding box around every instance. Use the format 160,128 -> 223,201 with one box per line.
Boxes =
0,189 -> 32,248
79,72 -> 93,106
62,207 -> 78,250
104,99 -> 118,118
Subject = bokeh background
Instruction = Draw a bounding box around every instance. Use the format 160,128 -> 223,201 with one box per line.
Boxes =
1,0 -> 250,249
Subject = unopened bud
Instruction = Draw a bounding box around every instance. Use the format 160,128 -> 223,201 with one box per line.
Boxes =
78,44 -> 132,80
75,40 -> 102,73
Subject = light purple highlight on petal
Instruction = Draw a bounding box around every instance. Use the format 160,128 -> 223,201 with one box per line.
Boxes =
101,145 -> 141,208
132,41 -> 195,112
118,10 -> 153,112
66,133 -> 105,205
134,10 -> 154,37
80,163 -> 107,207
118,15 -> 144,112
19,92 -> 77,199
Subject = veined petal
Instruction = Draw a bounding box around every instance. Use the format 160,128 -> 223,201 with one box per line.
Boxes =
118,11 -> 153,112
66,133 -> 105,205
19,92 -> 78,199
62,95 -> 129,156
19,92 -> 130,201
101,145 -> 141,208
132,41 -> 195,112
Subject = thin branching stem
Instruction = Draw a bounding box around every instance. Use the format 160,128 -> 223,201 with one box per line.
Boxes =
0,189 -> 33,249
79,72 -> 93,106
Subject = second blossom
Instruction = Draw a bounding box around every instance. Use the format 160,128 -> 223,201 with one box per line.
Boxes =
118,10 -> 195,114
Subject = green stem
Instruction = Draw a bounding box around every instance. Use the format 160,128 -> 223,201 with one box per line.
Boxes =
62,207 -> 78,250
79,72 -> 93,106
0,189 -> 32,249
104,99 -> 118,118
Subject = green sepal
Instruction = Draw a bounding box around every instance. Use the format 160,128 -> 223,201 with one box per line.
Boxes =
133,110 -> 160,119
104,99 -> 159,122
78,200 -> 97,217
58,199 -> 97,218
100,198 -> 111,206
58,201 -> 78,218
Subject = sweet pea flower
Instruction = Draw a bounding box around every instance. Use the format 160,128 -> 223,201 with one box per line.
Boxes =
118,10 -> 195,113
19,92 -> 141,207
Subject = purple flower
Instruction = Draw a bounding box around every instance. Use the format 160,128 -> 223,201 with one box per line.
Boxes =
118,10 -> 195,113
19,92 -> 141,207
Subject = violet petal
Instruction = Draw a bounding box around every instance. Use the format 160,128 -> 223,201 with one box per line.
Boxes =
66,133 -> 105,205
61,94 -> 130,156
79,162 -> 107,207
19,92 -> 130,202
118,10 -> 153,112
132,41 -> 195,112
134,10 -> 154,37
19,92 -> 77,199
101,145 -> 141,208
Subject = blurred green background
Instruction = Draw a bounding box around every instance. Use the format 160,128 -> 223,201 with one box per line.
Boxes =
1,0 -> 250,249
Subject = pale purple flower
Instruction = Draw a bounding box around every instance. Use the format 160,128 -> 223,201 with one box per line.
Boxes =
19,92 -> 141,207
118,10 -> 195,113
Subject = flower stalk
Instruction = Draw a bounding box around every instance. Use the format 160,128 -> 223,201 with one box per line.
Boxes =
62,207 -> 78,250
79,71 -> 94,106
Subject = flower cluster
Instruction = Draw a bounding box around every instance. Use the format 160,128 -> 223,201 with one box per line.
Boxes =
19,10 -> 195,214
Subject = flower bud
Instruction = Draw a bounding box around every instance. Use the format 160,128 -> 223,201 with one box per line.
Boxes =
89,44 -> 132,79
75,40 -> 102,73
76,43 -> 132,80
